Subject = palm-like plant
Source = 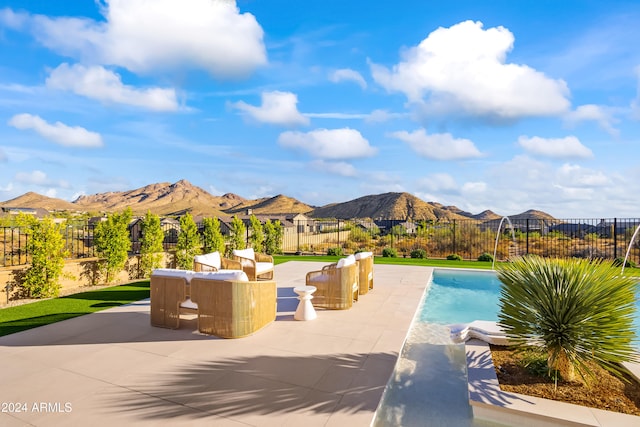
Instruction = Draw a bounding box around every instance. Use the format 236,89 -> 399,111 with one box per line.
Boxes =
497,256 -> 639,382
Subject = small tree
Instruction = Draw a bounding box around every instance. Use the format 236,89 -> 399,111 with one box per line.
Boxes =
175,213 -> 200,270
202,217 -> 225,254
497,256 -> 639,382
21,216 -> 68,298
263,219 -> 283,255
227,215 -> 246,255
248,214 -> 264,252
94,208 -> 132,283
139,211 -> 164,277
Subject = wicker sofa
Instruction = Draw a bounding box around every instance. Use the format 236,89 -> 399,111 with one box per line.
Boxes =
150,268 -> 277,338
305,255 -> 359,310
354,251 -> 374,295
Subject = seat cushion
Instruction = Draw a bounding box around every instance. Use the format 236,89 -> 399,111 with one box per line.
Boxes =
354,251 -> 373,260
194,252 -> 221,270
180,298 -> 198,310
233,248 -> 255,260
336,255 -> 356,268
151,268 -> 196,283
192,270 -> 249,282
255,262 -> 273,275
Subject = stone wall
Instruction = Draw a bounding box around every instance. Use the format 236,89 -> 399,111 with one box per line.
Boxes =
0,252 -> 174,305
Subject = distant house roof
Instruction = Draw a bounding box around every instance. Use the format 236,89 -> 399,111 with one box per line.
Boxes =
1,206 -> 49,217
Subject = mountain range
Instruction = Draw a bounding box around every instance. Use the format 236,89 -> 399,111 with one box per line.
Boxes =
0,179 -> 556,220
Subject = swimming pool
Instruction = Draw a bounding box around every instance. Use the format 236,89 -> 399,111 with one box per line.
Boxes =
372,267 -> 640,426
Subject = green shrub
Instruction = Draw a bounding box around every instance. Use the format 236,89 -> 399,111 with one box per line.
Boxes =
410,248 -> 427,259
477,252 -> 494,262
327,247 -> 343,256
497,256 -> 639,382
612,257 -> 636,268
382,247 -> 397,258
447,254 -> 462,261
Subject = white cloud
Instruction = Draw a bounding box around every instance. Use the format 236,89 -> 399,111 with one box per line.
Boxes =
0,147 -> 6,162
564,104 -> 619,136
389,128 -> 482,160
46,63 -> 179,111
630,65 -> 640,120
364,109 -> 406,123
8,113 -> 103,148
370,20 -> 570,120
556,164 -> 610,187
0,8 -> 27,29
278,128 -> 377,159
417,173 -> 458,193
329,68 -> 367,89
310,160 -> 357,177
461,182 -> 487,193
232,91 -> 309,126
14,170 -> 67,187
22,0 -> 266,78
518,135 -> 593,159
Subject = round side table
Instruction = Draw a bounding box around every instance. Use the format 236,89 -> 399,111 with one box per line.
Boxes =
293,286 -> 317,321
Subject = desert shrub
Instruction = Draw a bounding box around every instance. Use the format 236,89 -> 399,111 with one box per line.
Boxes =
612,257 -> 636,268
94,208 -> 132,283
497,256 -> 639,382
410,248 -> 427,259
139,211 -> 164,277
175,213 -> 200,270
477,252 -> 494,262
447,254 -> 462,261
382,247 -> 397,258
327,247 -> 343,256
20,216 -> 68,298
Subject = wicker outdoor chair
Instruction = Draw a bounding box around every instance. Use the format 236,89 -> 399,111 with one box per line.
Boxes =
232,248 -> 274,280
305,255 -> 359,310
190,271 -> 277,338
150,269 -> 194,329
354,251 -> 374,294
194,251 -> 242,272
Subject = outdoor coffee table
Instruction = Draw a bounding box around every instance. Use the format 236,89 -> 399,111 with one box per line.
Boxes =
293,285 -> 317,321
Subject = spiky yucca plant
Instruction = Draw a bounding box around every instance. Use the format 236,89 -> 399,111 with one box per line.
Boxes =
497,256 -> 639,382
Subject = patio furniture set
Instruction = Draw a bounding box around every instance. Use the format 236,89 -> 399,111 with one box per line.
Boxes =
150,250 -> 374,338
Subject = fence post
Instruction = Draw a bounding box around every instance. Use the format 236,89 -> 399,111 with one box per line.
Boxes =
338,219 -> 341,247
613,218 -> 617,259
526,219 -> 529,255
296,220 -> 300,253
452,219 -> 456,255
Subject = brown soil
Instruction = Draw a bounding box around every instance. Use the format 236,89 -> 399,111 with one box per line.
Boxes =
490,345 -> 640,416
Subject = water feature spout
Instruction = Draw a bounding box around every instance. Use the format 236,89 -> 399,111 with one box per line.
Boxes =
621,224 -> 640,275
492,216 -> 517,270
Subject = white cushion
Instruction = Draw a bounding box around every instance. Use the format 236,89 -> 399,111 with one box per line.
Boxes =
233,248 -> 255,260
354,251 -> 373,260
194,252 -> 221,270
151,269 -> 196,283
192,270 -> 249,282
336,255 -> 356,269
255,262 -> 273,274
180,298 -> 198,310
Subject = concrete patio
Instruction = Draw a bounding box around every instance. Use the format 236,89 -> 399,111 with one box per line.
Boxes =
0,261 -> 432,426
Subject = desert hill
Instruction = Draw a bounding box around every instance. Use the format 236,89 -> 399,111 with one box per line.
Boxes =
1,181 -> 557,221
225,194 -> 314,215
0,192 -> 79,211
309,192 -> 470,221
73,180 -> 240,216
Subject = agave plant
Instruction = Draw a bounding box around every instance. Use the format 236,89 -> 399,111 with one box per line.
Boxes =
497,255 -> 639,382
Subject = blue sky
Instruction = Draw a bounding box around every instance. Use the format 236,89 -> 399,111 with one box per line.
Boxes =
1,0 -> 639,218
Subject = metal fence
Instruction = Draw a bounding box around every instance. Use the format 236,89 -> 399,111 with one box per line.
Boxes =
2,217 -> 640,267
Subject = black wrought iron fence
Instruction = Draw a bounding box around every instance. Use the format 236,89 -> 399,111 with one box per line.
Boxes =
2,217 -> 640,267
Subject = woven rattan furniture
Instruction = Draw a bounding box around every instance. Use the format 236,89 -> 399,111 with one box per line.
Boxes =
305,256 -> 359,310
194,251 -> 242,272
232,248 -> 274,280
354,251 -> 374,295
190,271 -> 277,338
150,269 -> 194,329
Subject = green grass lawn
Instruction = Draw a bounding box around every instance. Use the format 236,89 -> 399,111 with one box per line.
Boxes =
0,281 -> 149,337
1,255 -> 638,337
